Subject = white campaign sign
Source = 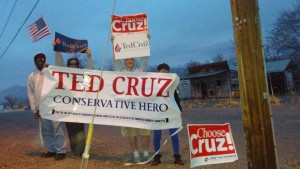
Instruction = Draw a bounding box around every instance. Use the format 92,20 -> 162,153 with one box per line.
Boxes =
40,66 -> 181,130
113,32 -> 150,59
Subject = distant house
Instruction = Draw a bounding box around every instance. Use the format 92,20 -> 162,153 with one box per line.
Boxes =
266,59 -> 297,94
183,59 -> 297,99
178,80 -> 192,100
183,61 -> 238,99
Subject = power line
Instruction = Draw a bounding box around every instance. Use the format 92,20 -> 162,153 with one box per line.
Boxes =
0,0 -> 18,39
0,0 -> 9,22
0,0 -> 40,62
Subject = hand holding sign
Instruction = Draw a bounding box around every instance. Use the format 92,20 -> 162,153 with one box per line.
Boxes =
85,48 -> 91,57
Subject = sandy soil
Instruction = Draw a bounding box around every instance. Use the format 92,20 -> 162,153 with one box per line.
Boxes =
0,101 -> 299,169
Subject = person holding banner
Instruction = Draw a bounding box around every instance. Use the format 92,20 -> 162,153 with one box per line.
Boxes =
112,36 -> 150,163
116,57 -> 151,163
28,53 -> 67,160
53,41 -> 94,158
151,63 -> 184,166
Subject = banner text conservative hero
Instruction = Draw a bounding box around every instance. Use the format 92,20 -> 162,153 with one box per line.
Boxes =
40,66 -> 182,130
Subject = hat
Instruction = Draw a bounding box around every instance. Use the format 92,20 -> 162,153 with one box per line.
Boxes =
157,63 -> 170,71
34,52 -> 46,60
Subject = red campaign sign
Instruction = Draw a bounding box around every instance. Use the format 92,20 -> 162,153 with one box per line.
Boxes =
187,123 -> 236,158
111,13 -> 148,33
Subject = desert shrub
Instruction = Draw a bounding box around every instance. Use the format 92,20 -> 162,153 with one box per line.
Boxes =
289,96 -> 300,104
270,95 -> 280,106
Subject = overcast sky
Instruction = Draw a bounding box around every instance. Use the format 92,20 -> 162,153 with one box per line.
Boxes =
0,0 -> 297,91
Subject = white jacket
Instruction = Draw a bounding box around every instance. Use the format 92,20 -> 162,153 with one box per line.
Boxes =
114,56 -> 148,72
27,68 -> 46,113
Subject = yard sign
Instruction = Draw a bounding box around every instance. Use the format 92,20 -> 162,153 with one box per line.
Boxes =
111,13 -> 150,59
187,123 -> 238,168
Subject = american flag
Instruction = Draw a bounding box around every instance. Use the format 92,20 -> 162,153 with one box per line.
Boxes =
28,17 -> 50,42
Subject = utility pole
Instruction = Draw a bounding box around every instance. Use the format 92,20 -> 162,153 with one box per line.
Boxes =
230,0 -> 279,169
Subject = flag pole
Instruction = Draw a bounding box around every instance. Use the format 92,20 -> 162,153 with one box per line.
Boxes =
80,124 -> 94,169
80,1 -> 116,168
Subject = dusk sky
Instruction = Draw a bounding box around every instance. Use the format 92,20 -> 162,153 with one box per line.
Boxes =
0,0 -> 297,91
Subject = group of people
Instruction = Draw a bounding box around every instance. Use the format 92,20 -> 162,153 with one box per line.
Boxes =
27,41 -> 184,165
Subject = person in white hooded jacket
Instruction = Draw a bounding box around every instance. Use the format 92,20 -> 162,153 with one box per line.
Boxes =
27,52 -> 67,160
111,34 -> 151,163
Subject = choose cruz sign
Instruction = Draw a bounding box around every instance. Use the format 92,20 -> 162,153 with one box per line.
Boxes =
111,13 -> 150,59
187,123 -> 238,168
54,32 -> 88,53
40,66 -> 182,130
111,13 -> 148,34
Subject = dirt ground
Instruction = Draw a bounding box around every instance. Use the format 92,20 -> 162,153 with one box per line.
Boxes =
0,100 -> 299,169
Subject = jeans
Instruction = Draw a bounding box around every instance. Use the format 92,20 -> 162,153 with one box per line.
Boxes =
153,128 -> 180,156
41,119 -> 66,154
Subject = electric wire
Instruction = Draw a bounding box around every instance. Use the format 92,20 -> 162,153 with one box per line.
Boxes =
0,0 -> 18,39
0,0 -> 40,62
0,0 -> 9,23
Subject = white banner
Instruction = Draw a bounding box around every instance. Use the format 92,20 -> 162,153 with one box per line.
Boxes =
40,66 -> 182,130
113,32 -> 150,59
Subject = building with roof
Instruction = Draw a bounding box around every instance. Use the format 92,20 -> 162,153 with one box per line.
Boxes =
182,59 -> 297,99
266,59 -> 297,94
183,61 -> 238,99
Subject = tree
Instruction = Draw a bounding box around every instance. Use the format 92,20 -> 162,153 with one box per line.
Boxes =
171,66 -> 188,79
227,40 -> 237,65
212,53 -> 226,63
148,64 -> 158,72
212,52 -> 237,66
226,55 -> 237,66
185,59 -> 201,69
265,3 -> 300,61
4,96 -> 17,109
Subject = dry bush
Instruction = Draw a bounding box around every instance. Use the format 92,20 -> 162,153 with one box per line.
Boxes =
214,102 -> 226,108
225,99 -> 240,106
181,100 -> 206,109
288,96 -> 300,104
213,99 -> 240,108
270,95 -> 281,106
181,99 -> 240,109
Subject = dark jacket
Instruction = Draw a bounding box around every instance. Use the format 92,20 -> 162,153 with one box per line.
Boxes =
174,91 -> 182,111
